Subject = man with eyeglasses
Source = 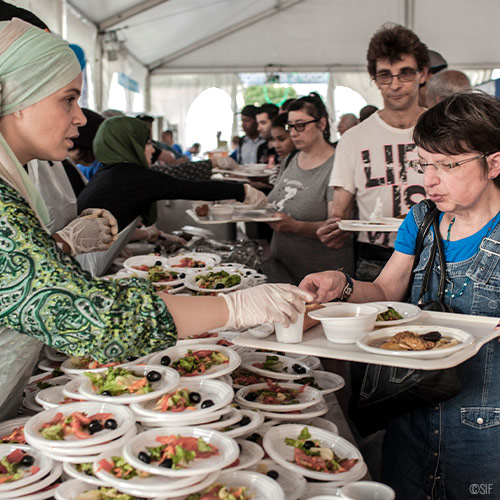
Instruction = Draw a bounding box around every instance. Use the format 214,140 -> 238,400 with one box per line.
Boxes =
318,23 -> 429,281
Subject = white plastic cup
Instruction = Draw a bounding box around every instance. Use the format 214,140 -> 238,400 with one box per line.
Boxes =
274,312 -> 305,343
339,481 -> 395,500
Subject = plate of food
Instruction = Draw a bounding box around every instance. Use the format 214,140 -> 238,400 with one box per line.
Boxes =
184,267 -> 244,293
369,301 -> 422,326
122,255 -> 170,276
240,353 -> 312,380
226,439 -> 265,471
123,426 -> 239,478
148,344 -> 241,380
235,381 -> 323,412
338,218 -> 403,232
257,398 -> 329,421
357,325 -> 474,359
220,409 -> 265,439
165,252 -> 221,269
60,356 -> 140,378
294,371 -> 345,395
263,425 -> 364,482
62,461 -> 106,487
0,417 -> 30,445
76,365 -> 180,404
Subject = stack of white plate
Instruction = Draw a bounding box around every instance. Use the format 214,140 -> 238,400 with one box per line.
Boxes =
23,402 -> 137,464
0,443 -> 63,500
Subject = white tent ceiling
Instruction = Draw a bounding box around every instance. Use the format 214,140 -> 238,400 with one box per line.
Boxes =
68,0 -> 500,74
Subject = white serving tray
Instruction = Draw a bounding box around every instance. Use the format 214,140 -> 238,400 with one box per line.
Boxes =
234,310 -> 500,370
212,168 -> 271,177
187,209 -> 281,224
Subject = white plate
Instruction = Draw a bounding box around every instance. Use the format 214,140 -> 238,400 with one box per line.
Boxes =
37,358 -> 61,372
263,424 -> 365,482
123,255 -> 171,276
165,252 -> 221,269
93,446 -> 209,495
298,482 -> 343,499
42,346 -> 68,363
171,470 -> 284,500
184,267 -> 245,293
235,382 -> 323,412
25,376 -> 71,395
22,392 -> 44,413
240,353 -> 313,380
258,399 -> 329,421
137,406 -> 233,429
196,408 -> 244,430
0,444 -> 52,492
176,333 -> 221,346
291,417 -> 339,435
62,461 -> 107,487
222,409 -> 265,439
12,484 -> 63,500
60,357 -> 140,378
123,426 -> 239,478
338,218 -> 403,232
369,301 -> 422,326
247,458 -> 307,500
226,439 -> 264,471
149,344 -> 241,380
129,379 -> 234,421
77,365 -> 180,404
35,386 -> 74,410
24,402 -> 135,449
357,325 -> 475,359
0,416 -> 30,444
295,371 -> 345,396
54,479 -> 166,500
7,463 -> 63,498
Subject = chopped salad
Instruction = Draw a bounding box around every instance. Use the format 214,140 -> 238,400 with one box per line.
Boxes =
140,434 -> 219,469
173,257 -> 206,268
75,462 -> 95,476
244,380 -> 307,405
75,487 -> 138,500
39,411 -> 116,440
85,367 -> 155,396
186,483 -> 252,500
376,306 -> 404,322
285,427 -> 358,474
1,426 -> 26,444
145,266 -> 182,283
98,456 -> 150,480
231,369 -> 267,386
252,355 -> 287,373
153,388 -> 200,412
70,356 -> 120,370
194,271 -> 241,290
0,448 -> 39,484
172,349 -> 229,377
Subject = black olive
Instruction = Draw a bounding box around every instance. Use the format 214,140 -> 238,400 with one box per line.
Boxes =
159,458 -> 173,468
101,390 -> 112,396
104,419 -> 117,430
201,399 -> 214,409
292,363 -> 307,374
246,433 -> 261,442
267,470 -> 279,480
189,392 -> 201,404
21,455 -> 34,466
303,440 -> 315,450
179,273 -> 186,279
155,260 -> 162,266
146,371 -> 161,382
239,416 -> 251,426
422,331 -> 442,342
246,271 -> 252,276
126,356 -> 138,362
215,283 -> 225,289
161,356 -> 171,366
138,451 -> 151,464
88,420 -> 103,434
245,392 -> 258,402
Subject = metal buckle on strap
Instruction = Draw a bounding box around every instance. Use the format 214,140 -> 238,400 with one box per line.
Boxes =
480,237 -> 500,257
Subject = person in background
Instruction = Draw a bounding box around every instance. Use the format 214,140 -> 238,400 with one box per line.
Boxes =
136,113 -> 177,164
184,142 -> 201,160
268,112 -> 296,185
359,104 -> 379,122
279,98 -> 296,113
318,23 -> 429,281
300,91 -> 500,500
230,105 -> 266,164
161,129 -> 183,157
264,93 -> 354,285
256,103 -> 279,164
0,18 -> 310,362
418,49 -> 448,107
425,69 -> 471,107
333,113 -> 359,147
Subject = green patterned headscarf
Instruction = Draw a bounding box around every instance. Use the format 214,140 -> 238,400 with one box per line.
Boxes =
93,116 -> 150,169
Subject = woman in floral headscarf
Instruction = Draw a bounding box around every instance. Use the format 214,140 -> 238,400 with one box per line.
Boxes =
0,18 -> 310,362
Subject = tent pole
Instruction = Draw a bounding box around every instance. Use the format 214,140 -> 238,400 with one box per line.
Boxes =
404,0 -> 415,30
145,71 -> 152,112
94,33 -> 104,111
327,72 -> 336,139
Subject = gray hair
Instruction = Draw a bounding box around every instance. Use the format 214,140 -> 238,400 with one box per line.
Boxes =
426,70 -> 471,106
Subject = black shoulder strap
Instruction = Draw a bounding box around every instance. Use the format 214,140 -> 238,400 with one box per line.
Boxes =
283,149 -> 298,171
411,199 -> 440,273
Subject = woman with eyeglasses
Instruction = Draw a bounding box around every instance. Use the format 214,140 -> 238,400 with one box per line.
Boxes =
264,93 -> 354,285
300,91 -> 500,499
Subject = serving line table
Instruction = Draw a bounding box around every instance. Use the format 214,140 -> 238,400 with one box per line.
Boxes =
234,310 -> 500,370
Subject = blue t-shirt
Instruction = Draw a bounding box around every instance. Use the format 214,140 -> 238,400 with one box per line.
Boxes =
395,207 -> 498,263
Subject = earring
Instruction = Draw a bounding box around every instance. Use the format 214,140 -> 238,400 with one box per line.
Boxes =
14,110 -> 22,118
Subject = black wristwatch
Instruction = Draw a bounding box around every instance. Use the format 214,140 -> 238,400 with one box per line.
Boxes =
339,272 -> 353,301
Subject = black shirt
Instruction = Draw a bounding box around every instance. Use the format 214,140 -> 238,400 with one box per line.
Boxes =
77,162 -> 245,230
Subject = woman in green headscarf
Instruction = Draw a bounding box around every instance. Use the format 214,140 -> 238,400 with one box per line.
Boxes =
0,18 -> 309,362
78,114 -> 267,230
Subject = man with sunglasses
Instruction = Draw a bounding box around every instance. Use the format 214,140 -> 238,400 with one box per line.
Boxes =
318,23 -> 429,281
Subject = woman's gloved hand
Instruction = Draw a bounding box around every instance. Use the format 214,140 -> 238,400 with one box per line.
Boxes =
244,184 -> 267,208
56,208 -> 118,255
220,283 -> 313,330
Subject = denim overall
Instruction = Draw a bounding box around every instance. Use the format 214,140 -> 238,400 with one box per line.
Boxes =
381,201 -> 500,500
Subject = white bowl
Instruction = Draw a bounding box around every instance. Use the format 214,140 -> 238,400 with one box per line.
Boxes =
210,204 -> 235,220
308,303 -> 384,344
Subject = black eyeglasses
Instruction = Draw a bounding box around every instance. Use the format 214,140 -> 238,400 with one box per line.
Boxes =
409,153 -> 492,174
285,118 -> 319,132
374,68 -> 418,85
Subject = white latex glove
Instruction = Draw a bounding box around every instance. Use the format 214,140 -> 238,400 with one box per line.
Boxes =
214,156 -> 238,170
56,208 -> 118,255
244,184 -> 268,208
221,283 -> 313,330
